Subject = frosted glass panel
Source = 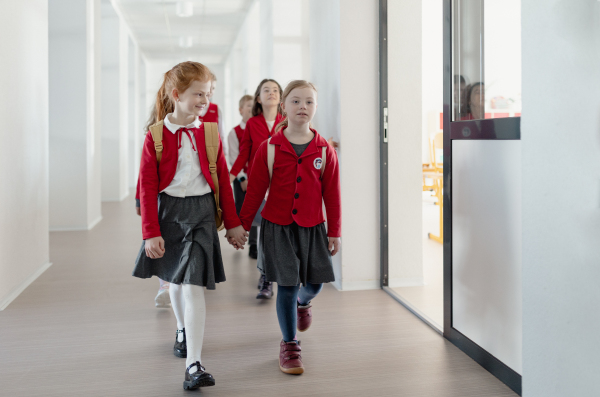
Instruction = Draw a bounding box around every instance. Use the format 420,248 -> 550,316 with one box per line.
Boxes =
452,140 -> 522,374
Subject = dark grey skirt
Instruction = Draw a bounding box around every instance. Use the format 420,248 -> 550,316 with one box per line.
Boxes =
260,218 -> 335,286
132,192 -> 225,289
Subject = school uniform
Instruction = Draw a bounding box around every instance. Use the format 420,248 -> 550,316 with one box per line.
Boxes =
199,102 -> 227,157
239,128 -> 341,287
133,114 -> 240,289
227,121 -> 257,248
134,104 -> 225,208
229,113 -> 284,177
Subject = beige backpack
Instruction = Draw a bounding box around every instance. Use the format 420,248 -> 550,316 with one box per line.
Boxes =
149,120 -> 224,231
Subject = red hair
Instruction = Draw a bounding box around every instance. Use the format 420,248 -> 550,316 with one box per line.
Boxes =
146,61 -> 212,129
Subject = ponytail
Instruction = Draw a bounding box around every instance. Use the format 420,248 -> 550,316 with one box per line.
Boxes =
155,72 -> 175,125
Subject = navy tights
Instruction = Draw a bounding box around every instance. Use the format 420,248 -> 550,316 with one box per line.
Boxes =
276,283 -> 323,342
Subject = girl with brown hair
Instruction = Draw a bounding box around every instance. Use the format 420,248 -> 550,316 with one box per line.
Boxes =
229,79 -> 284,299
239,80 -> 341,375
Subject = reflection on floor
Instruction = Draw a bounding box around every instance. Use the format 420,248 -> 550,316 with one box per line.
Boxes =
392,191 -> 444,329
0,193 -> 517,396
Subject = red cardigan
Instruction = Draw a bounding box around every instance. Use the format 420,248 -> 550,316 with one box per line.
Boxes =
229,113 -> 283,177
239,128 -> 341,237
138,123 -> 241,240
199,102 -> 219,123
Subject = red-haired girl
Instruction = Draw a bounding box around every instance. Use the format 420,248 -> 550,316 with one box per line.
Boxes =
133,61 -> 247,390
229,79 -> 284,299
239,80 -> 341,375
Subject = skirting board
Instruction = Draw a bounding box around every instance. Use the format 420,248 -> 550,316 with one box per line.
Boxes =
0,261 -> 52,311
49,215 -> 102,232
339,279 -> 380,291
388,277 -> 425,288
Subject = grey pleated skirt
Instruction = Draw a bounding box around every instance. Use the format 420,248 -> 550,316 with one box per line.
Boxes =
132,192 -> 225,289
259,218 -> 335,286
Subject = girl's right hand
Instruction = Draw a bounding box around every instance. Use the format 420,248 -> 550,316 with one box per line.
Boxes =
145,236 -> 165,259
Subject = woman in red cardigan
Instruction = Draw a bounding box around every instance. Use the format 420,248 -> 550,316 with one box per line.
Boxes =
133,61 -> 247,391
239,80 -> 341,375
229,79 -> 284,299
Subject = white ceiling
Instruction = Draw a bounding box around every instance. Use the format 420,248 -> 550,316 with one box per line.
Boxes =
113,0 -> 255,64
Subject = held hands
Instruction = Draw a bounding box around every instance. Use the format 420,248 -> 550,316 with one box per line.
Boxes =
145,236 -> 165,259
229,173 -> 236,183
328,237 -> 341,256
240,180 -> 248,192
226,226 -> 249,250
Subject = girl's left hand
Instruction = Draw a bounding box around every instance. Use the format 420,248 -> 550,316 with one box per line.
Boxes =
328,237 -> 341,256
226,226 -> 249,249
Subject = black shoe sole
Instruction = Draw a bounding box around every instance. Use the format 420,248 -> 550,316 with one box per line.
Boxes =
256,293 -> 273,299
183,378 -> 215,390
174,350 -> 187,358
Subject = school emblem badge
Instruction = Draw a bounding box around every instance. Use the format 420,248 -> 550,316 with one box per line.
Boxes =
314,157 -> 323,170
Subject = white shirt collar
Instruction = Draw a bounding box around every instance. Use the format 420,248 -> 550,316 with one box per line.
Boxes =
164,113 -> 201,134
240,120 -> 247,129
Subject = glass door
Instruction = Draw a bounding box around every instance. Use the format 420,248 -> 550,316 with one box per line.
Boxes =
444,0 -> 522,394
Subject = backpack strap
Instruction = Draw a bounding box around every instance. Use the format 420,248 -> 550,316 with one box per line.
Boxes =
320,145 -> 326,179
204,122 -> 224,231
149,121 -> 164,163
267,138 -> 275,182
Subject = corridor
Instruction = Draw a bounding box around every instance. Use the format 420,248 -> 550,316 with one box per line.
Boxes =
0,195 -> 516,397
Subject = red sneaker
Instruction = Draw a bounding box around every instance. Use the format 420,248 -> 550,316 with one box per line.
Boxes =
279,340 -> 304,375
297,304 -> 312,332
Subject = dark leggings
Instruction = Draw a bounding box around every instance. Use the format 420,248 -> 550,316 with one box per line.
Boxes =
276,283 -> 323,342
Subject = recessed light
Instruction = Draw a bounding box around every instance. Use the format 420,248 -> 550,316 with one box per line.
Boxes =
176,1 -> 194,18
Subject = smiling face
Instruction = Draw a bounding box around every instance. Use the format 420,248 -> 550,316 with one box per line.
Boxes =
172,79 -> 211,117
257,81 -> 281,109
281,86 -> 317,127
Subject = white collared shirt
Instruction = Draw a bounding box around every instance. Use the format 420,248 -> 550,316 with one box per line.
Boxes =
161,114 -> 212,198
227,120 -> 247,179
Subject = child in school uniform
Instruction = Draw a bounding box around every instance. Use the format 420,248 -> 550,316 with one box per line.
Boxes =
229,79 -> 284,299
133,61 -> 248,390
239,80 -> 341,375
227,94 -> 259,258
135,72 -> 227,309
199,72 -> 227,156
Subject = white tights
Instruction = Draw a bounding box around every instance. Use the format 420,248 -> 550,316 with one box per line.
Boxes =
170,283 -> 206,371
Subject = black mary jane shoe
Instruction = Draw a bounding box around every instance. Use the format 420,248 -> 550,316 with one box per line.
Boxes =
183,361 -> 215,390
173,329 -> 187,358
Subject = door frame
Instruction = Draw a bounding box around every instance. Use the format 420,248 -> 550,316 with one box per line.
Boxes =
378,0 -> 522,394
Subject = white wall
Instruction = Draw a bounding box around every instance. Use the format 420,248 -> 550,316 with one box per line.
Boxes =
0,1 -> 51,310
387,0 -> 424,287
309,0 -> 342,288
522,0 -> 600,395
101,1 -> 129,201
338,0 -> 380,290
49,0 -> 102,231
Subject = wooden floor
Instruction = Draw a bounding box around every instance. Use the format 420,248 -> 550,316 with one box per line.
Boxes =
0,195 -> 517,397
